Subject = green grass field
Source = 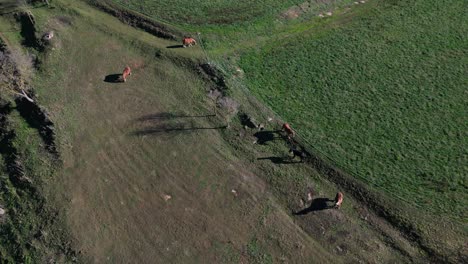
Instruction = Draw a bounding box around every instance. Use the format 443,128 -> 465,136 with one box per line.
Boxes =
112,0 -> 306,26
239,0 -> 468,220
0,1 -> 413,262
22,1 -> 422,262
0,0 -> 466,262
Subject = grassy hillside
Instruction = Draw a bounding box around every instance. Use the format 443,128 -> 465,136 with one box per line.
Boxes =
111,0 -> 467,222
0,0 -> 466,262
240,0 -> 468,220
11,1 -> 410,262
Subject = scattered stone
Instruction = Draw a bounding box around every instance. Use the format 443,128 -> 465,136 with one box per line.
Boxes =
360,0 -> 366,3
162,194 -> 172,201
42,31 -> 54,41
231,189 -> 238,197
361,213 -> 369,221
318,13 -> 325,18
267,117 -> 273,122
336,245 -> 343,253
257,123 -> 265,131
326,12 -> 333,16
354,1 -> 359,4
299,199 -> 305,207
281,6 -> 302,20
307,192 -> 313,201
295,242 -> 305,249
235,67 -> 244,78
208,89 -> 222,100
0,207 -> 5,216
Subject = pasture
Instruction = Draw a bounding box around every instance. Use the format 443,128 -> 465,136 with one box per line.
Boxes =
0,0 -> 466,262
1,0 -> 418,262
110,0 -> 467,259
240,0 -> 467,220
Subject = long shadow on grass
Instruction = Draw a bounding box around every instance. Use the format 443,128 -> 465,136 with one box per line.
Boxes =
137,112 -> 215,121
132,112 -> 225,136
257,156 -> 299,164
293,198 -> 333,215
132,124 -> 227,136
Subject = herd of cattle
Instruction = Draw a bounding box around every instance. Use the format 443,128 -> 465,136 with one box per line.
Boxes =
118,37 -> 344,210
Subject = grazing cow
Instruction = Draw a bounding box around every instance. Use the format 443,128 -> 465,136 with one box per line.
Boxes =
334,192 -> 344,209
122,66 -> 131,82
182,37 -> 197,48
282,123 -> 295,138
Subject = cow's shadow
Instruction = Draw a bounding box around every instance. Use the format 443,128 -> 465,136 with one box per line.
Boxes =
253,130 -> 281,145
293,198 -> 333,215
166,45 -> 184,49
104,74 -> 123,83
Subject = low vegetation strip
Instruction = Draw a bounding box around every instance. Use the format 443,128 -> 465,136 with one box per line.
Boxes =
0,22 -> 77,263
240,0 -> 468,220
89,0 -> 182,40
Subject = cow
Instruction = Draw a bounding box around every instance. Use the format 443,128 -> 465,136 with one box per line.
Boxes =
182,37 -> 197,48
334,192 -> 344,209
282,123 -> 295,139
122,66 -> 131,82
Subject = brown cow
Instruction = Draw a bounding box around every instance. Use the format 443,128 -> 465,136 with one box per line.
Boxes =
334,192 -> 344,209
282,123 -> 295,138
122,66 -> 131,82
182,37 -> 197,48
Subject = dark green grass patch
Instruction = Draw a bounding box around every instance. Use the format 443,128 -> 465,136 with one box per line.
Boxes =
240,0 -> 468,220
111,0 -> 304,26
